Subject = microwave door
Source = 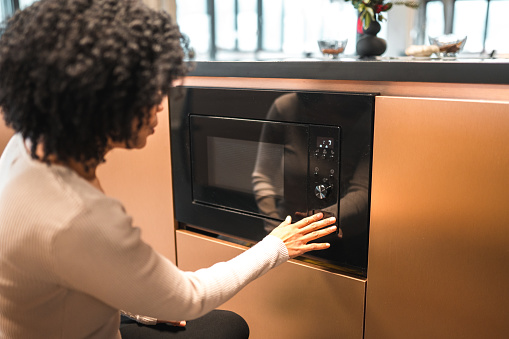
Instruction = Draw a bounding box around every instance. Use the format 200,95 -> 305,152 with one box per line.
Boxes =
190,115 -> 309,227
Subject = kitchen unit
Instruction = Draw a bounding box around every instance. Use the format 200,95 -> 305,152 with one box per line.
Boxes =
171,59 -> 509,339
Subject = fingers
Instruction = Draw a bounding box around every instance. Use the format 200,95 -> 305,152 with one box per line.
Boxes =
301,215 -> 336,233
302,224 -> 337,243
286,212 -> 336,237
294,212 -> 335,229
295,212 -> 324,227
283,212 -> 334,227
283,215 -> 292,225
275,215 -> 292,230
297,214 -> 337,252
302,241 -> 332,252
273,212 -> 339,258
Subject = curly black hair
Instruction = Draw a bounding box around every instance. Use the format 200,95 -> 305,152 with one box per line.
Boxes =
0,0 -> 189,163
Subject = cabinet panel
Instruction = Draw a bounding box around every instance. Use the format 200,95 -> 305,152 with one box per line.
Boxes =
0,117 -> 14,155
177,230 -> 366,339
97,98 -> 176,262
365,97 -> 509,339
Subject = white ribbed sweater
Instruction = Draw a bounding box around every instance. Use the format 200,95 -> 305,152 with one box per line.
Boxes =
0,134 -> 289,339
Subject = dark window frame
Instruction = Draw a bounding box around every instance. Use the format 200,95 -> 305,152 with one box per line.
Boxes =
1,0 -> 20,21
206,0 -> 265,59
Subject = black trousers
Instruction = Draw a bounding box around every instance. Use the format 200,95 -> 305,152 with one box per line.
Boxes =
119,310 -> 249,339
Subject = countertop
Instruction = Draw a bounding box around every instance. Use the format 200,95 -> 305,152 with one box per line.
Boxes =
188,57 -> 509,85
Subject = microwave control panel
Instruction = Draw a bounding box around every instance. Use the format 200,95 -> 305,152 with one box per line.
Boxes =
308,125 -> 341,221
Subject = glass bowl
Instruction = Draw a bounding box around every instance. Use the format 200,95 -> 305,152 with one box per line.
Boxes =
318,39 -> 348,59
429,35 -> 467,57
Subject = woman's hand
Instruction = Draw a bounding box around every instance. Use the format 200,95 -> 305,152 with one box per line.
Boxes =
269,213 -> 337,258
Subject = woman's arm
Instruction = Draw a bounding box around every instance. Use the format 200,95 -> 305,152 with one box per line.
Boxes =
52,198 -> 335,322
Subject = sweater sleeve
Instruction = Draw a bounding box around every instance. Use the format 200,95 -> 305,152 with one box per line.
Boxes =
51,197 -> 289,321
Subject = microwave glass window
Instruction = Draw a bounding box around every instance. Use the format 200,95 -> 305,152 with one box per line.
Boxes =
190,115 -> 308,222
206,136 -> 284,197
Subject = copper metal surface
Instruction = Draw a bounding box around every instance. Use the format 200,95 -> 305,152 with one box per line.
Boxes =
365,96 -> 509,339
183,76 -> 509,101
176,230 -> 366,339
97,97 -> 176,261
0,117 -> 14,154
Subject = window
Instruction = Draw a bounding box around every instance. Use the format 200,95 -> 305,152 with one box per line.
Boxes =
425,1 -> 445,40
1,0 -> 16,22
485,0 -> 509,53
178,0 -> 508,59
18,0 -> 37,8
176,0 -> 367,60
1,0 -> 37,23
423,0 -> 509,54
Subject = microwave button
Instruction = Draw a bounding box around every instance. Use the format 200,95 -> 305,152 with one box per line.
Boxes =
329,150 -> 335,160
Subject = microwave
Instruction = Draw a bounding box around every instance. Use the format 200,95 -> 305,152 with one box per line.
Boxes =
169,87 -> 376,277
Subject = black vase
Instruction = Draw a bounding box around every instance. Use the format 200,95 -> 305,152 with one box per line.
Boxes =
356,20 -> 387,58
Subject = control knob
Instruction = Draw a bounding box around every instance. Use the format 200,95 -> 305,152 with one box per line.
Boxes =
314,184 -> 331,200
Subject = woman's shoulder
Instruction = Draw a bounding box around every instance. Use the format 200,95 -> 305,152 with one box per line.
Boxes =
1,138 -> 126,233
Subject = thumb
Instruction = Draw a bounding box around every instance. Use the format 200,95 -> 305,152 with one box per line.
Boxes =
283,215 -> 292,225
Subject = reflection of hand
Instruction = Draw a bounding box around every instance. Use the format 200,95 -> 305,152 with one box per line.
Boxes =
269,213 -> 336,258
156,320 -> 187,327
294,211 -> 308,218
337,227 -> 343,239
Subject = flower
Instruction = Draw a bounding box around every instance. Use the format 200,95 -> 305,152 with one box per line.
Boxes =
346,0 -> 419,31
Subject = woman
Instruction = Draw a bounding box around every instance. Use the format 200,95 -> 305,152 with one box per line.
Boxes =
0,1 -> 337,338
